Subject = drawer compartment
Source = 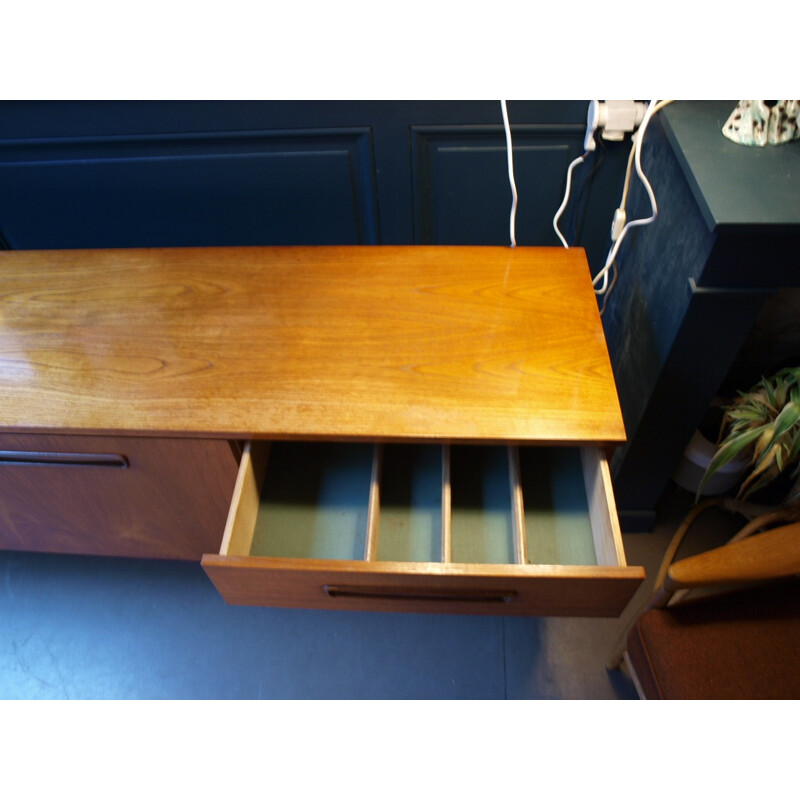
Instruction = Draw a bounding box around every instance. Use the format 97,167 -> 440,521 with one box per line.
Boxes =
0,433 -> 240,560
201,441 -> 644,616
376,444 -> 442,564
450,446 -> 516,565
248,442 -> 374,560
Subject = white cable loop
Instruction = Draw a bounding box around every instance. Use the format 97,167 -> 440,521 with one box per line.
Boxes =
553,152 -> 588,248
594,99 -> 665,295
501,100 -> 518,247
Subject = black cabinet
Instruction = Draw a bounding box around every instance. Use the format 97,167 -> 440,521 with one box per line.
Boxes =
603,101 -> 800,530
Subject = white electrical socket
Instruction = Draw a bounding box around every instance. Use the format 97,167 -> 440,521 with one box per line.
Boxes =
594,101 -> 648,141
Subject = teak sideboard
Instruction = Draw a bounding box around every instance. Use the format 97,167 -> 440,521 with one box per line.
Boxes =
0,245 -> 644,616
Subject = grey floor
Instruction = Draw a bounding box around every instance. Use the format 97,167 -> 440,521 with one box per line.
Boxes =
0,484 -> 741,700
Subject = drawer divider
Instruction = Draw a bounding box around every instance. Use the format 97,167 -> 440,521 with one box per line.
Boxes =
508,446 -> 528,565
221,441 -> 270,558
364,444 -> 382,561
581,447 -> 627,567
441,445 -> 452,563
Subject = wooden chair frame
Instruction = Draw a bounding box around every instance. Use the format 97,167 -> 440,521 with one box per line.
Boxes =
608,513 -> 800,697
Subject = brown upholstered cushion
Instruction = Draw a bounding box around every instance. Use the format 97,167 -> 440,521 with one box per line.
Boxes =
627,578 -> 800,699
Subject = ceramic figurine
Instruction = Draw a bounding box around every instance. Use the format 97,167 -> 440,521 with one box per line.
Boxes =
723,100 -> 800,146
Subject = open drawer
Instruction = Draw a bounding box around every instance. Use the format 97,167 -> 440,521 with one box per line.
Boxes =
202,441 -> 644,616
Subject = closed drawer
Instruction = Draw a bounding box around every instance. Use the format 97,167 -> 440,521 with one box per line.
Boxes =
0,433 -> 239,560
202,441 -> 644,616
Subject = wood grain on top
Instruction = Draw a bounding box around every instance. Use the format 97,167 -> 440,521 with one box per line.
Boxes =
0,246 -> 625,444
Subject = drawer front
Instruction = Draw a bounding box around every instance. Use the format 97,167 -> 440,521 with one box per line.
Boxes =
202,557 -> 644,617
0,433 -> 239,560
201,441 -> 644,616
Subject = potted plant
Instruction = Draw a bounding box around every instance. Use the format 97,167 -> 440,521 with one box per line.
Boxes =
672,400 -> 750,497
638,367 -> 800,616
697,366 -> 800,502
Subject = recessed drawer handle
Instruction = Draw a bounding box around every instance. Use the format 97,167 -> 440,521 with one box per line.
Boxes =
0,451 -> 130,469
323,584 -> 516,604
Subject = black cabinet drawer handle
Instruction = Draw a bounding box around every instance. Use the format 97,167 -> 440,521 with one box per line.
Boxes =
323,584 -> 516,603
0,451 -> 129,468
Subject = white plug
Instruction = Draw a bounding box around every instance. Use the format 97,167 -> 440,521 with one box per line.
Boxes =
610,208 -> 627,242
585,100 -> 600,151
595,101 -> 647,141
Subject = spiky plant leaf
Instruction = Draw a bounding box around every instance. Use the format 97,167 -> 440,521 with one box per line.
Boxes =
696,424 -> 770,501
738,459 -> 782,499
752,427 -> 774,462
787,429 -> 800,463
697,367 -> 800,503
728,407 -> 767,425
754,402 -> 800,468
745,444 -> 778,484
764,379 -> 778,410
749,404 -> 799,465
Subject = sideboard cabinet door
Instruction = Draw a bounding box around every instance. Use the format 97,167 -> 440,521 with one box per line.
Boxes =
0,434 -> 239,560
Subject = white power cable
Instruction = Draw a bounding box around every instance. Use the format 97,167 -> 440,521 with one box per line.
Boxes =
593,99 -> 671,295
617,99 -> 674,230
553,101 -> 601,248
553,151 -> 589,248
501,99 -> 518,247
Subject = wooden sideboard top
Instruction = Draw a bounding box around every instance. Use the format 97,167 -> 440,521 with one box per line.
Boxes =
0,245 -> 625,445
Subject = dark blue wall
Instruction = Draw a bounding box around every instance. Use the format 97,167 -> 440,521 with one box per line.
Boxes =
0,101 -> 628,274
